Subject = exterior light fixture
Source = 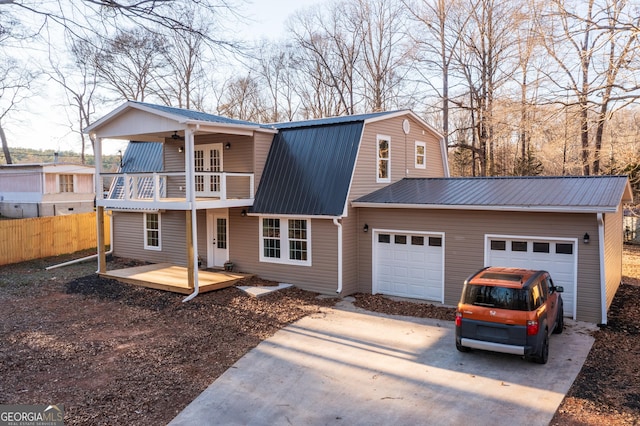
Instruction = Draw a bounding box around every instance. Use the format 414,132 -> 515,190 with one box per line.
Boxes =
178,146 -> 184,153
363,223 -> 369,233
583,233 -> 590,244
225,142 -> 231,150
241,209 -> 247,217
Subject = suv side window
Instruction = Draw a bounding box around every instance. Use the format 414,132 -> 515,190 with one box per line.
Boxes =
530,284 -> 543,309
540,277 -> 550,301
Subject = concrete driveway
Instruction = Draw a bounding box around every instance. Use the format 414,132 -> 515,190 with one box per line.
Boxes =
169,300 -> 595,426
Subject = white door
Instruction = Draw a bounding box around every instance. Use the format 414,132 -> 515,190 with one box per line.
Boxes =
194,143 -> 223,197
373,231 -> 444,302
207,209 -> 229,268
486,236 -> 577,318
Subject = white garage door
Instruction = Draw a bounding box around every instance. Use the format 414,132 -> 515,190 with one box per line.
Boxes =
374,231 -> 444,302
486,236 -> 576,318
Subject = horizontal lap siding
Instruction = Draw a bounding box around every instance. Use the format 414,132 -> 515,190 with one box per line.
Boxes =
341,213 -> 359,295
253,132 -> 274,192
113,211 -> 188,265
229,208 -> 338,294
604,208 -> 623,315
356,208 -> 601,322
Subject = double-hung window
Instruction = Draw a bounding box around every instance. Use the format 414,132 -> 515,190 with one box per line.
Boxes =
144,212 -> 161,250
59,174 -> 74,193
415,141 -> 426,169
377,135 -> 390,183
260,217 -> 311,266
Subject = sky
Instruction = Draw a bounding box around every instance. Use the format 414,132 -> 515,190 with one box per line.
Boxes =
4,0 -> 322,157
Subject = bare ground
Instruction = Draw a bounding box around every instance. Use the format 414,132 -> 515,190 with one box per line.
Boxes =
0,248 -> 639,425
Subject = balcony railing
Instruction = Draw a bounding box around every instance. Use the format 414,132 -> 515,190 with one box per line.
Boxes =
100,171 -> 254,207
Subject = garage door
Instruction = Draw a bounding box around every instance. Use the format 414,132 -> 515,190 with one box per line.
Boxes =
486,236 -> 576,318
374,231 -> 444,302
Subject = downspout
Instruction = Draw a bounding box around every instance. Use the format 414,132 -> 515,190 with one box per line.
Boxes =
46,211 -> 114,270
333,218 -> 343,294
183,128 -> 200,302
598,213 -> 607,325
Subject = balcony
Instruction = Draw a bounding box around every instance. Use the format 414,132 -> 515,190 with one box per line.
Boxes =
98,171 -> 255,210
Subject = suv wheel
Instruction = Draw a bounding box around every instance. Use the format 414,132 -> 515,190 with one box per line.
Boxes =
532,333 -> 549,364
456,341 -> 471,352
553,307 -> 564,334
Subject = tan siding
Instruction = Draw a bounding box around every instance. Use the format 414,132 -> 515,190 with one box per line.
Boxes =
76,174 -> 95,193
355,208 -> 601,322
253,132 -> 274,192
604,208 -> 623,315
229,208 -> 339,294
0,173 -> 42,192
44,174 -> 56,193
197,210 -> 207,262
112,211 -> 188,265
340,211 -> 359,295
349,116 -> 445,203
164,140 -> 185,198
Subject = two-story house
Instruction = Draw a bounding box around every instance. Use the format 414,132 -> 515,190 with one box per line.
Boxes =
0,163 -> 95,218
85,101 -> 632,324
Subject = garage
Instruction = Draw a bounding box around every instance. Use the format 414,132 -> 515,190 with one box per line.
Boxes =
373,230 -> 444,302
485,235 -> 577,319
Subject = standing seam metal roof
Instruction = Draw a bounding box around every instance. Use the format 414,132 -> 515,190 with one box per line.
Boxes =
352,176 -> 632,211
131,101 -> 269,128
109,142 -> 163,199
251,121 -> 364,216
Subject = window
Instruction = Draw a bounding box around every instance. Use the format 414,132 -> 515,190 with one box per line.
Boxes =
377,135 -> 390,182
378,234 -> 391,243
260,217 -> 311,265
144,213 -> 161,250
512,241 -> 527,252
394,235 -> 407,244
490,240 -> 506,251
429,237 -> 443,247
411,236 -> 424,246
533,242 -> 550,253
59,174 -> 74,193
556,243 -> 573,254
415,141 -> 426,169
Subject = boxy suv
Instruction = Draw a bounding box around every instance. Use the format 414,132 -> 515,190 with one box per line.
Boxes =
455,267 -> 564,364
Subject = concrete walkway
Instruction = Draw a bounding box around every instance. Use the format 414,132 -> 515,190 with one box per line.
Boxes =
169,302 -> 595,426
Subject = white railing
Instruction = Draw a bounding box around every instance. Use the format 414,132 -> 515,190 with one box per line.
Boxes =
102,171 -> 254,203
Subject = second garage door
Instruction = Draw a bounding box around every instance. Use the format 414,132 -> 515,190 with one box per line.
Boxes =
486,236 -> 577,318
373,231 -> 444,302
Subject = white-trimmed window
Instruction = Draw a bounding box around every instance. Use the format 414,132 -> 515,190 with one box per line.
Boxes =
144,212 -> 161,250
260,217 -> 311,266
59,174 -> 74,192
377,135 -> 390,183
415,141 -> 426,169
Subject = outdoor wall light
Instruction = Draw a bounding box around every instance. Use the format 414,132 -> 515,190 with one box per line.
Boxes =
178,146 -> 184,153
583,233 -> 590,244
241,209 -> 247,217
363,223 -> 369,232
225,142 -> 231,150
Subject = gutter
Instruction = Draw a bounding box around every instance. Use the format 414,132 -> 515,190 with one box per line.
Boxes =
598,213 -> 607,325
351,201 -> 617,214
333,218 -> 343,294
46,211 -> 114,270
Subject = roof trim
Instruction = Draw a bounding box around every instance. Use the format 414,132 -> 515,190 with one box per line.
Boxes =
351,201 -> 619,214
247,212 -> 342,219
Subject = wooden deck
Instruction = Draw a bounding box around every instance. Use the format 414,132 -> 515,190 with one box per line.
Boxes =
100,263 -> 253,294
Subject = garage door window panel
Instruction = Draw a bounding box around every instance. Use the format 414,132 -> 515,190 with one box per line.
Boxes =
512,241 -> 527,251
395,235 -> 407,244
533,242 -> 550,253
556,244 -> 573,254
429,237 -> 442,247
491,240 -> 506,250
412,236 -> 424,246
379,234 -> 390,243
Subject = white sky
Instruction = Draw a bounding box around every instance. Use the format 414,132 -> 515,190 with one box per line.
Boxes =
5,0 -> 322,156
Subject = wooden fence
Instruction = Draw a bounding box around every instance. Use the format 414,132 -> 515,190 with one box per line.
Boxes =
0,212 -> 111,266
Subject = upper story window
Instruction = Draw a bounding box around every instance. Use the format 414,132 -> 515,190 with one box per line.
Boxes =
260,217 -> 311,266
59,174 -> 74,193
377,135 -> 390,183
415,141 -> 426,169
144,212 -> 161,250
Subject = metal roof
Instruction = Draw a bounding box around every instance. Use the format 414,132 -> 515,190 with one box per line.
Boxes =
109,142 -> 163,199
269,110 -> 403,130
131,101 -> 266,127
352,176 -> 633,213
251,121 -> 364,216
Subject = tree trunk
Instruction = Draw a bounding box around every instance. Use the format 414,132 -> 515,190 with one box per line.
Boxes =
0,124 -> 12,164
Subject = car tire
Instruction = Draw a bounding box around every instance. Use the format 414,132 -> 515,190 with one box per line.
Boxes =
553,307 -> 564,334
456,342 -> 471,352
533,333 -> 549,364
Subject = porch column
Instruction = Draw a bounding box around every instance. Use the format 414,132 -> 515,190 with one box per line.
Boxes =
95,136 -> 106,273
184,127 -> 199,293
186,210 -> 194,289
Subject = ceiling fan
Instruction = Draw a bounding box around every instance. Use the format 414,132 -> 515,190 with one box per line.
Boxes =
171,131 -> 184,140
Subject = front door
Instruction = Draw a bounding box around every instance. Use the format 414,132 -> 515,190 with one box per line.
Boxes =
207,209 -> 229,268
195,143 -> 223,197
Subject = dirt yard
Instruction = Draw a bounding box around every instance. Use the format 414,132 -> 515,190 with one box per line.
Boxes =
1,248 -> 639,425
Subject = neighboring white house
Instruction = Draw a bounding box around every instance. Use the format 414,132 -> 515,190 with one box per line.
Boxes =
0,163 -> 95,218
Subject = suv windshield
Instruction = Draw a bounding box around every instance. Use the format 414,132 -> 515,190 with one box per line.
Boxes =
463,284 -> 532,311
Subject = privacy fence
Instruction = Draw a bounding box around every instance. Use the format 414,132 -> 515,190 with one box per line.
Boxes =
0,212 -> 111,266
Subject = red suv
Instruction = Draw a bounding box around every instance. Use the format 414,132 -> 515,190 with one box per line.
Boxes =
455,267 -> 564,364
